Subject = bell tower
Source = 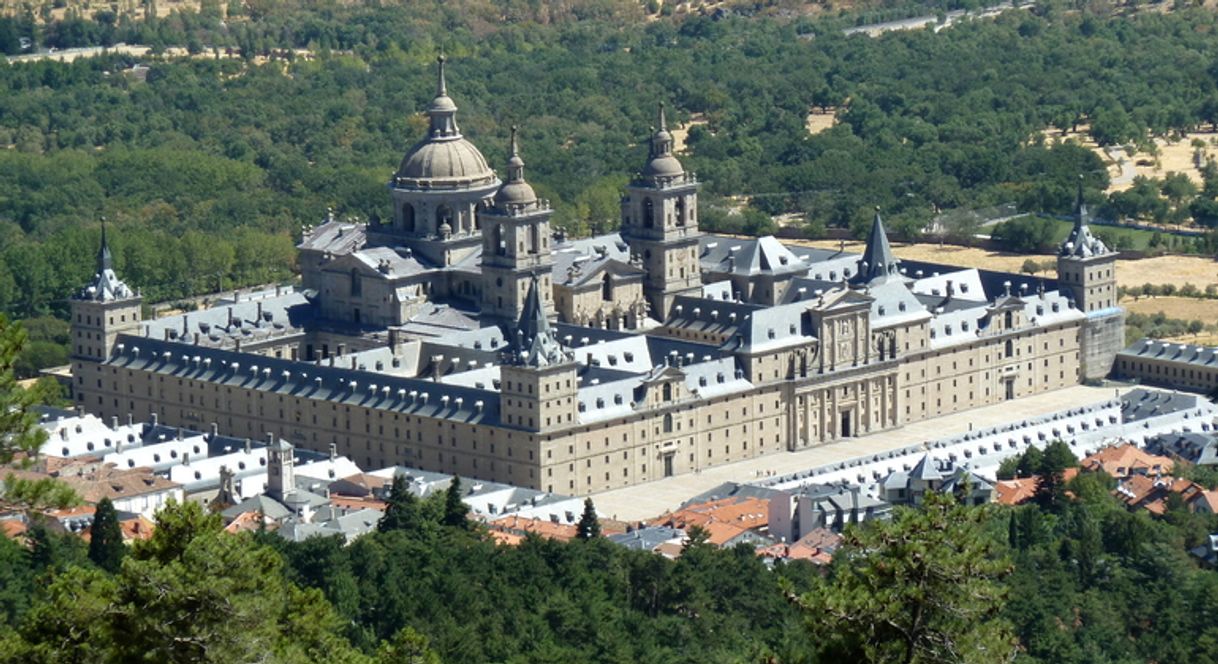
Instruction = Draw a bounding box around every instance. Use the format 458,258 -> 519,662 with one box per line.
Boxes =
620,103 -> 702,321
480,126 -> 555,328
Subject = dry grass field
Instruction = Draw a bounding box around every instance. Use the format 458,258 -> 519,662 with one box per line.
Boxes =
1115,254 -> 1218,290
805,109 -> 837,135
787,238 -> 1058,274
1121,295 -> 1218,320
670,115 -> 707,155
788,238 -> 1218,291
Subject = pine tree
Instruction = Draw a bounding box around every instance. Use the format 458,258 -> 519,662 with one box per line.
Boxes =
378,473 -> 422,533
576,497 -> 601,540
442,475 -> 467,528
88,497 -> 126,573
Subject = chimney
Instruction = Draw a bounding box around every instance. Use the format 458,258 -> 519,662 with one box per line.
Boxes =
244,438 -> 252,454
150,413 -> 158,426
175,427 -> 182,441
110,416 -> 119,430
227,307 -> 234,327
182,452 -> 190,466
945,280 -> 954,301
850,485 -> 861,524
126,413 -> 133,426
210,423 -> 219,438
163,328 -> 171,340
267,432 -> 276,446
329,442 -> 337,461
256,302 -> 263,322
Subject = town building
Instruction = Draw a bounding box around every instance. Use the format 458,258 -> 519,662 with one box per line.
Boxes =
66,58 -> 1124,497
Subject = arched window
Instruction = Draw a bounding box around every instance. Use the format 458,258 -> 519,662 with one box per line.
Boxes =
662,383 -> 673,401
493,225 -> 506,257
436,205 -> 454,232
529,224 -> 540,255
1004,339 -> 1014,358
663,413 -> 673,433
602,273 -> 613,301
350,269 -> 362,297
402,203 -> 415,233
643,199 -> 655,228
675,197 -> 686,226
1004,311 -> 1014,328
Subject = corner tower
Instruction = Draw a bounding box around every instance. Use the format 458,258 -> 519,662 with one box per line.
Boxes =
374,56 -> 501,267
1057,178 -> 1117,313
70,221 -> 141,411
620,103 -> 702,320
499,276 -> 577,433
480,127 -> 555,328
1056,177 -> 1124,380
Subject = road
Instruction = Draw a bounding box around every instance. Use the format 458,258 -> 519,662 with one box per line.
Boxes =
838,1 -> 1023,38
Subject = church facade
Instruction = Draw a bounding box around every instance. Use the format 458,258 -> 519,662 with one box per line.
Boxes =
67,59 -> 1124,496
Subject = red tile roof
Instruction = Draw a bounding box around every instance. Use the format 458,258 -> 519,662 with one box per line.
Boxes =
1082,443 -> 1173,479
488,515 -> 578,542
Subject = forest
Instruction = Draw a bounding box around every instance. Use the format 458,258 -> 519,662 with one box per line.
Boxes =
2,442 -> 1218,662
2,2 -> 1218,377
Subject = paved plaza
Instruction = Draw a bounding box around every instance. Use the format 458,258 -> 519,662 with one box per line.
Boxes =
592,384 -> 1135,521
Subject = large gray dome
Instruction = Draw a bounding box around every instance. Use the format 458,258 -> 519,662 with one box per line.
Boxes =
397,137 -> 497,186
643,151 -> 684,178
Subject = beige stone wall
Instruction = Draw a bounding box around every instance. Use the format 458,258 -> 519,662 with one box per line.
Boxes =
1116,354 -> 1218,393
554,278 -> 646,330
72,306 -> 1088,496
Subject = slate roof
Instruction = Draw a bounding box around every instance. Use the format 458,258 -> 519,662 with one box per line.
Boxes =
106,335 -> 501,425
1121,387 -> 1206,423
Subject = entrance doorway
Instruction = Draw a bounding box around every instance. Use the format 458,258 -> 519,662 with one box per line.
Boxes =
663,453 -> 675,478
840,410 -> 853,438
1005,380 -> 1015,401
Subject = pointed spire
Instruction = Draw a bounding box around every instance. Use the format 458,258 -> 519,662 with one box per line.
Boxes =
507,125 -> 524,182
495,125 -> 537,210
426,55 -> 460,138
79,216 -> 133,302
513,275 -> 568,367
1060,174 -> 1108,258
97,216 -> 112,273
858,206 -> 899,285
1074,173 -> 1088,227
641,102 -> 683,179
651,102 -> 673,157
436,53 -> 447,97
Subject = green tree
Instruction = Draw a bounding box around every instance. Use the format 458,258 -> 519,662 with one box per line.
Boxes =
442,476 -> 467,529
1033,440 -> 1078,510
377,473 -> 423,533
13,499 -> 371,663
87,497 -> 125,573
576,497 -> 601,540
794,491 -> 1015,663
376,626 -> 441,664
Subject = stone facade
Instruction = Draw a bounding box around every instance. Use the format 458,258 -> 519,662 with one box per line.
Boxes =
67,60 -> 1120,497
